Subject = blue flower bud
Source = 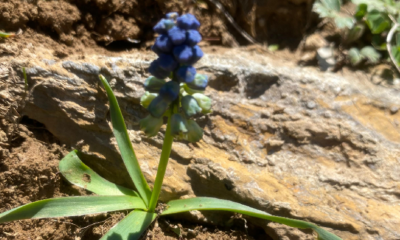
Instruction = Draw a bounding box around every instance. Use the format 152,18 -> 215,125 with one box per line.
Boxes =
175,66 -> 196,83
182,95 -> 202,117
186,119 -> 203,142
159,81 -> 180,102
168,26 -> 186,45
192,93 -> 212,113
151,44 -> 163,56
153,19 -> 175,34
154,34 -> 173,52
173,45 -> 193,64
177,13 -> 200,30
171,113 -> 188,137
187,73 -> 208,91
144,76 -> 166,92
147,95 -> 170,118
187,45 -> 204,65
158,53 -> 178,72
186,30 -> 202,46
166,12 -> 179,20
149,60 -> 171,79
140,114 -> 164,137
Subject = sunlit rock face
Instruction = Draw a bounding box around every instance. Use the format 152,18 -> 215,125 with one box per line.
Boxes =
4,44 -> 400,240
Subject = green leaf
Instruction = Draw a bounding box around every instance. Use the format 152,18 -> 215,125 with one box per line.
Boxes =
391,46 -> 400,65
348,48 -> 364,65
161,197 -> 342,240
101,210 -> 156,240
98,75 -> 151,207
365,10 -> 390,34
345,24 -> 365,43
354,3 -> 367,20
360,46 -> 381,62
396,32 -> 400,47
313,2 -> 333,18
333,15 -> 355,29
59,150 -> 139,197
321,0 -> 341,11
268,44 -> 279,52
0,195 -> 146,223
371,34 -> 387,50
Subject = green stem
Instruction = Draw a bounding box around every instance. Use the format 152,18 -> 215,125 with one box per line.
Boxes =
148,112 -> 174,212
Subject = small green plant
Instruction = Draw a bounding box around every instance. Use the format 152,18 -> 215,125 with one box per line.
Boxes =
313,0 -> 400,71
0,31 -> 15,39
0,13 -> 342,240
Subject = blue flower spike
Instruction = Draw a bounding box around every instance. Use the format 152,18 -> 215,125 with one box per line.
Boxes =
154,19 -> 175,34
154,34 -> 173,52
141,12 -> 211,142
166,12 -> 179,20
149,60 -> 170,79
168,26 -> 186,45
186,30 -> 202,46
159,81 -> 180,102
177,13 -> 200,30
173,45 -> 193,64
175,66 -> 196,83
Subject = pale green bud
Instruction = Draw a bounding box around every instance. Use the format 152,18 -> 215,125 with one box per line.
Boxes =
139,114 -> 163,137
171,113 -> 188,138
186,119 -> 203,143
144,76 -> 166,93
183,83 -> 204,95
192,93 -> 212,113
140,91 -> 157,109
148,95 -> 169,118
182,95 -> 202,117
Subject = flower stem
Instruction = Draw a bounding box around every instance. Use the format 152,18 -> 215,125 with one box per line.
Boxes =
148,112 -> 174,212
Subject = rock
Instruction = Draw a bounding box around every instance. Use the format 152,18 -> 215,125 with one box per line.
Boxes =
3,45 -> 400,240
317,46 -> 336,71
390,106 -> 399,114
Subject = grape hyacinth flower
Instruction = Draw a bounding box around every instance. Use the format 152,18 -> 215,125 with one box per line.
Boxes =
140,12 -> 210,143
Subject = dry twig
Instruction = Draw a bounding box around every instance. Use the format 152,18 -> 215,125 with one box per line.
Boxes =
386,15 -> 400,74
207,0 -> 257,44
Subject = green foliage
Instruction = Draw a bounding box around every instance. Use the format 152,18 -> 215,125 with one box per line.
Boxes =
162,197 -> 342,240
366,10 -> 390,34
0,195 -> 146,223
0,31 -> 15,38
0,75 -> 343,240
313,0 -> 400,69
100,210 -> 157,240
98,75 -> 152,205
59,150 -> 139,196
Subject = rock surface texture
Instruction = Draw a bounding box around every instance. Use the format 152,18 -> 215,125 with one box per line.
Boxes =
1,44 -> 400,240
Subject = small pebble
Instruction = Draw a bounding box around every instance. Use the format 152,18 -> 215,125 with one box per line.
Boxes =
390,106 -> 399,114
306,101 -> 316,109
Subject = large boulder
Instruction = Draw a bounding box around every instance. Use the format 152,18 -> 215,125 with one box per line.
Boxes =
2,43 -> 400,240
